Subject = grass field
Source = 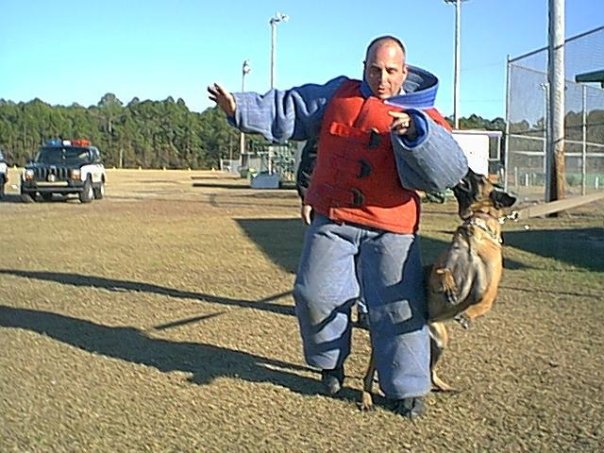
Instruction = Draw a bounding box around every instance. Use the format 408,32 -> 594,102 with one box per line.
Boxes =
1,168 -> 603,452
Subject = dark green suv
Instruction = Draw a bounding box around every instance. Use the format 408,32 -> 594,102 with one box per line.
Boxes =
21,139 -> 106,203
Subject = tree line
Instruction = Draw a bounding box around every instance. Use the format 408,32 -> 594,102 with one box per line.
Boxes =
0,93 -> 274,169
2,92 -> 578,170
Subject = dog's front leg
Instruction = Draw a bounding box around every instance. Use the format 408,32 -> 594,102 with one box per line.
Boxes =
454,312 -> 472,329
434,268 -> 459,305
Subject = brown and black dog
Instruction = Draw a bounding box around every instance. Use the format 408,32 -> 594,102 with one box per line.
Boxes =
361,169 -> 516,410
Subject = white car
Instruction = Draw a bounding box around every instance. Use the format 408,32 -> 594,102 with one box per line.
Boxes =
0,150 -> 8,199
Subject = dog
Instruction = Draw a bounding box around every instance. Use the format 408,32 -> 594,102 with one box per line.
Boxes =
361,169 -> 517,410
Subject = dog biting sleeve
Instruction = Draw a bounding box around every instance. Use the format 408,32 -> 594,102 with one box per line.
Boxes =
392,110 -> 468,193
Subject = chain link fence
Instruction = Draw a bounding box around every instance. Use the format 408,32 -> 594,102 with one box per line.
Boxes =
220,144 -> 298,184
505,26 -> 604,202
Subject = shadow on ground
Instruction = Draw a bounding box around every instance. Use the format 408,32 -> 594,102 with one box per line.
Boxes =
0,193 -> 27,203
237,219 -> 305,273
504,227 -> 604,271
0,305 -> 327,397
0,269 -> 294,317
235,218 -> 528,273
192,182 -> 250,189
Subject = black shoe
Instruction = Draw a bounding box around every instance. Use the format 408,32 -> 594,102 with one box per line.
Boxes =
321,366 -> 344,396
389,397 -> 427,420
357,312 -> 370,330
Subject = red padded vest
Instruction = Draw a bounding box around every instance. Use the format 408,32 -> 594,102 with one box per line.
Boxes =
305,80 -> 450,234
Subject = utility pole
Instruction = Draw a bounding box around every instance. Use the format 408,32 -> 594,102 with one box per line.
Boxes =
239,59 -> 251,168
268,12 -> 288,176
269,12 -> 288,89
444,0 -> 468,129
547,0 -> 565,203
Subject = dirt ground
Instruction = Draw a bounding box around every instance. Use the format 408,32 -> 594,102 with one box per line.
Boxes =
1,169 -> 603,452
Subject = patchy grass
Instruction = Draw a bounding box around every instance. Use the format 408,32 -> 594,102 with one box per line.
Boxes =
1,169 -> 603,451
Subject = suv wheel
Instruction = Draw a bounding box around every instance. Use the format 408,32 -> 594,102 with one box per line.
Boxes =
20,185 -> 35,202
93,180 -> 105,200
21,193 -> 35,203
41,193 -> 53,201
79,178 -> 94,203
0,178 -> 5,199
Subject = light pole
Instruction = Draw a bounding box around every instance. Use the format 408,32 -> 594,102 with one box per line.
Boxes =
444,0 -> 468,129
241,59 -> 251,91
239,59 -> 251,167
269,12 -> 288,89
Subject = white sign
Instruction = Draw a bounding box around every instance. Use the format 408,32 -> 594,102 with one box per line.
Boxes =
451,130 -> 495,176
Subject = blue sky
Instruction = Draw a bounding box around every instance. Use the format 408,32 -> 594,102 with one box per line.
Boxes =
1,0 -> 601,120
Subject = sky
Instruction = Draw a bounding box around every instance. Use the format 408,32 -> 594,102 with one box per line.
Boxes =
1,0 -> 602,120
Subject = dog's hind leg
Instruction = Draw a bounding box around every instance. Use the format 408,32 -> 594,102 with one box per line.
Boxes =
360,347 -> 376,411
463,281 -> 500,322
429,322 -> 457,392
432,371 -> 456,392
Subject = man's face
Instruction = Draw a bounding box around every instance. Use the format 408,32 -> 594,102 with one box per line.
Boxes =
364,41 -> 408,99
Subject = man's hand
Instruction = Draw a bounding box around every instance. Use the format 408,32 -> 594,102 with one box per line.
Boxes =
301,204 -> 313,225
389,111 -> 417,139
207,83 -> 236,117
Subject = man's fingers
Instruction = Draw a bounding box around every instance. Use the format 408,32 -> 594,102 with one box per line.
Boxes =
207,85 -> 220,100
207,83 -> 236,116
207,83 -> 226,98
393,120 -> 410,129
389,111 -> 411,127
388,111 -> 407,119
213,83 -> 225,95
388,112 -> 416,136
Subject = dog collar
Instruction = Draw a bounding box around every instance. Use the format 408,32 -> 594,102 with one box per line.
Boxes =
466,216 -> 502,245
499,211 -> 519,224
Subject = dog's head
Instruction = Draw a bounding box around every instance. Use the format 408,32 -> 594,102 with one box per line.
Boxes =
453,168 -> 516,219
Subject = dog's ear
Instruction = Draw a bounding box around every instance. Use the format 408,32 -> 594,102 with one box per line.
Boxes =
453,176 -> 471,193
490,190 -> 517,208
453,168 -> 478,194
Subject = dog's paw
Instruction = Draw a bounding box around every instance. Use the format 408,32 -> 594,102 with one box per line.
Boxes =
455,313 -> 472,329
445,288 -> 459,305
435,268 -> 459,305
359,393 -> 375,412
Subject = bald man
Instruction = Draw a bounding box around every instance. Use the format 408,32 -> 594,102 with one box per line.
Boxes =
208,36 -> 467,419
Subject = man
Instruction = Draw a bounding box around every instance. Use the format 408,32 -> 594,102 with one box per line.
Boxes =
208,36 -> 467,419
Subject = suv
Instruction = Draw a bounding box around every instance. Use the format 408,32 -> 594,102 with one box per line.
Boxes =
21,139 -> 106,203
0,149 -> 8,199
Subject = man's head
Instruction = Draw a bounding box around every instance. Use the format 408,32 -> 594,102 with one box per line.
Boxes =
363,36 -> 408,99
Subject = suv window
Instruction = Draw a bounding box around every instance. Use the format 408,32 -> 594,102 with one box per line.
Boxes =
90,147 -> 102,164
35,146 -> 92,165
